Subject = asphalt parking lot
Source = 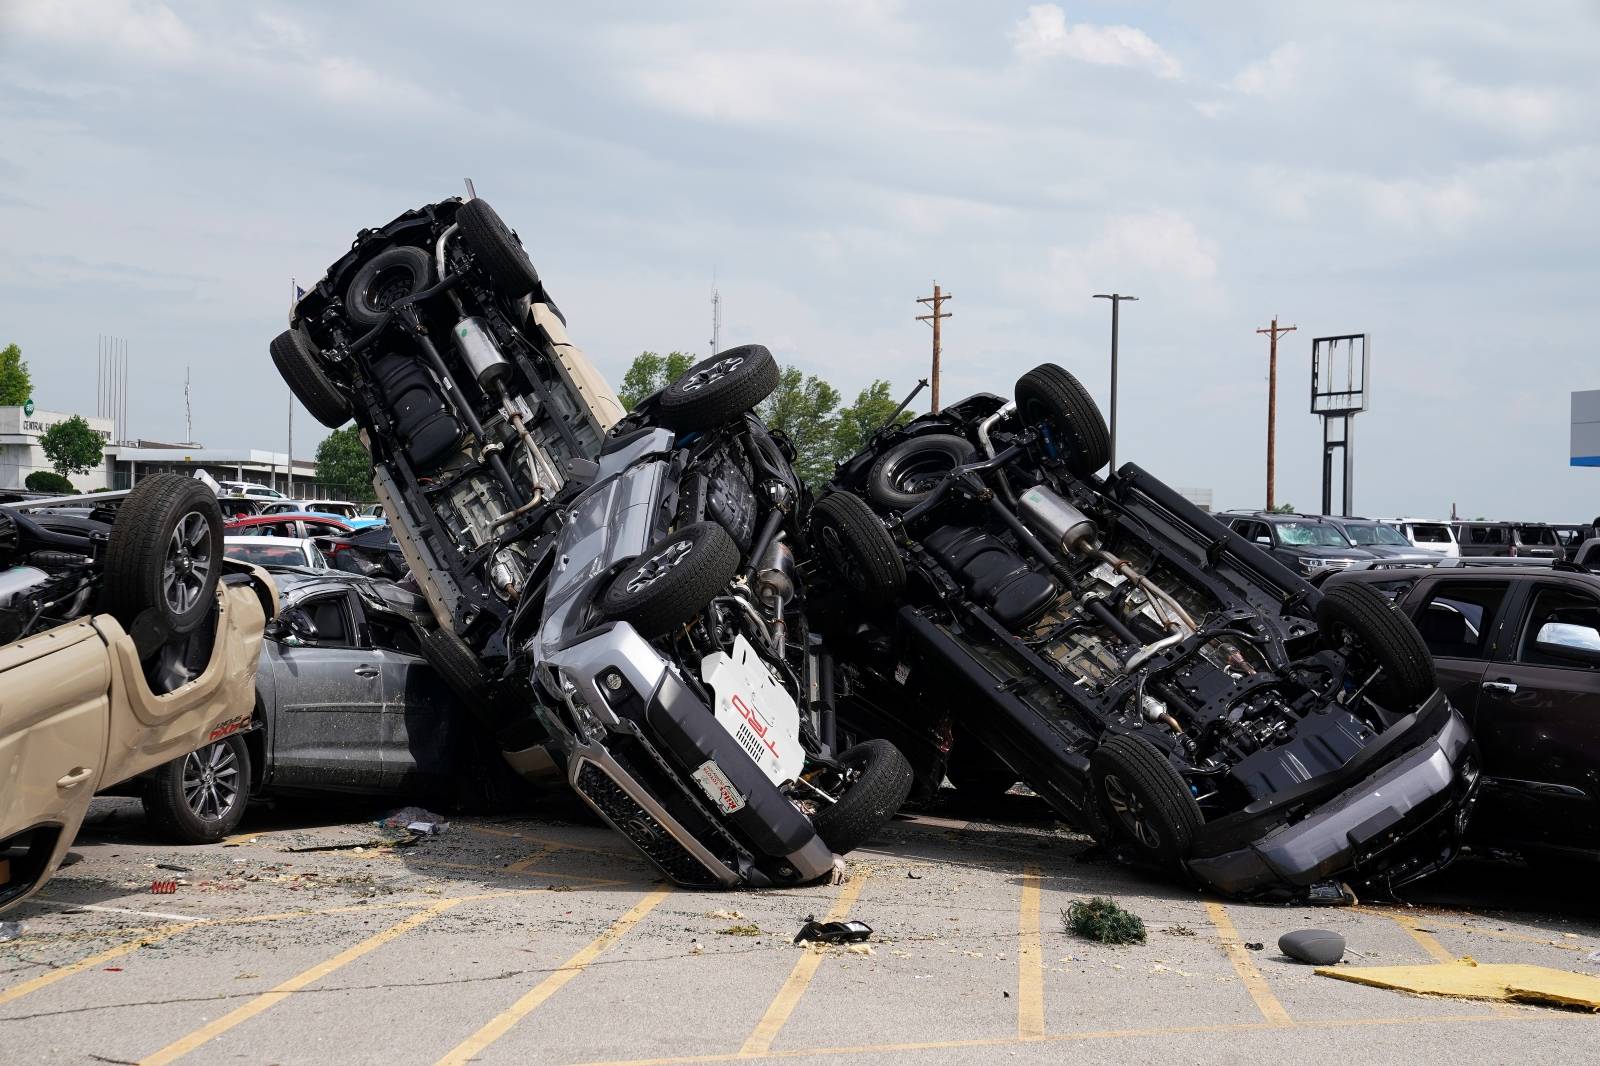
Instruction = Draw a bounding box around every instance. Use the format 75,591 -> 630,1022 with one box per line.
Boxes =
4,794 -> 1599,1065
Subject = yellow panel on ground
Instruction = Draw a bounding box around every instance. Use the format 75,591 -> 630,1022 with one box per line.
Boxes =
1317,959 -> 1600,1011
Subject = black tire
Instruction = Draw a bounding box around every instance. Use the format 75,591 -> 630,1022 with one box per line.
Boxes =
1090,734 -> 1202,868
808,491 -> 904,602
655,345 -> 780,432
457,198 -> 543,298
269,329 -> 349,429
421,627 -> 492,702
142,734 -> 251,844
811,739 -> 915,854
1015,364 -> 1110,478
601,522 -> 740,638
104,475 -> 224,637
1317,581 -> 1437,706
344,245 -> 434,328
866,433 -> 976,511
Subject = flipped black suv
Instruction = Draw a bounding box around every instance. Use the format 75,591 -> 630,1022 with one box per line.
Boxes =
812,365 -> 1479,900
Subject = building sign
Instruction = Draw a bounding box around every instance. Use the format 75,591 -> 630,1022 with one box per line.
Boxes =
21,415 -> 112,441
22,399 -> 34,416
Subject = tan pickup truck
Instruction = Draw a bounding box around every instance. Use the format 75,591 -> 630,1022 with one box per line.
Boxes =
0,475 -> 275,913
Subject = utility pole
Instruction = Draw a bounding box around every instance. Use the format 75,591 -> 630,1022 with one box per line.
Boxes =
1256,316 -> 1296,510
1092,293 -> 1137,471
916,283 -> 953,412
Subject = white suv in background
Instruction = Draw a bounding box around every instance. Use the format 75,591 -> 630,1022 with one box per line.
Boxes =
1379,518 -> 1460,558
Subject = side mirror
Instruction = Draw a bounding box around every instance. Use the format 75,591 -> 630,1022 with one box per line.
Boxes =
1534,621 -> 1600,665
273,609 -> 318,646
1255,536 -> 1271,545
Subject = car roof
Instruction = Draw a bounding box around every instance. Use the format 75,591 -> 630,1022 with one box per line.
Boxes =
225,512 -> 353,527
225,535 -> 315,547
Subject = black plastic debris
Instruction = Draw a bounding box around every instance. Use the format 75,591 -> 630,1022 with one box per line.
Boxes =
380,807 -> 450,835
1244,941 -> 1264,951
157,863 -> 193,873
794,917 -> 873,945
1278,928 -> 1346,965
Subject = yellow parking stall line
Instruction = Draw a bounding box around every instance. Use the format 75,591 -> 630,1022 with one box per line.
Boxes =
739,870 -> 872,1058
1204,901 -> 1292,1027
435,884 -> 673,1066
1017,865 -> 1045,1040
1387,912 -> 1521,1019
0,925 -> 188,1009
138,898 -> 464,1066
506,844 -> 562,873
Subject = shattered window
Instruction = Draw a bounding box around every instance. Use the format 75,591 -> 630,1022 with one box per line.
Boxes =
1413,582 -> 1508,660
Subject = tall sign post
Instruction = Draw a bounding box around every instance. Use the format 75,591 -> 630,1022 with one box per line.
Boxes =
1310,334 -> 1370,517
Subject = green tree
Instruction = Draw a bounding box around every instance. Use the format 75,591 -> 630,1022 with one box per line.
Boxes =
618,350 -> 696,410
40,415 -> 103,477
1269,502 -> 1296,514
25,470 -> 73,494
830,380 -> 910,469
759,366 -> 842,487
314,426 -> 374,500
0,343 -> 30,406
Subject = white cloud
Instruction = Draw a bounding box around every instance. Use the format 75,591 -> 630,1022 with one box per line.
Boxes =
10,0 -> 195,59
1415,62 -> 1565,137
1010,5 -> 1181,80
1031,211 -> 1221,311
1231,43 -> 1302,97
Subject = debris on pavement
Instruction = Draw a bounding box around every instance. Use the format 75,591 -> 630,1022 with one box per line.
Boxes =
1245,941 -> 1265,952
381,807 -> 450,835
156,863 -> 193,873
0,921 -> 23,942
1318,958 -> 1600,1011
718,924 -> 762,937
1064,897 -> 1146,945
150,880 -> 178,894
1280,928 -> 1347,965
794,917 -> 874,945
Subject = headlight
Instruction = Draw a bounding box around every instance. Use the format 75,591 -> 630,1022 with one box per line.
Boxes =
1298,557 -> 1332,572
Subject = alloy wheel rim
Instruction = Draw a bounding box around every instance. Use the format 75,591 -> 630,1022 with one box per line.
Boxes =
626,538 -> 693,593
1104,774 -> 1160,850
681,355 -> 745,393
181,741 -> 239,820
163,511 -> 213,616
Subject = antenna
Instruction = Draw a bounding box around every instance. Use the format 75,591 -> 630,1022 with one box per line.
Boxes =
710,280 -> 722,357
185,366 -> 193,444
463,177 -> 477,200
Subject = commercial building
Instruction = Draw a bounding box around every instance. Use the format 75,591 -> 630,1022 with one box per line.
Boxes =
103,443 -> 323,496
0,406 -> 116,490
1573,390 -> 1600,467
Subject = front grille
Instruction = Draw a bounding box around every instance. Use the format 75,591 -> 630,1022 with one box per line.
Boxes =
573,761 -> 723,887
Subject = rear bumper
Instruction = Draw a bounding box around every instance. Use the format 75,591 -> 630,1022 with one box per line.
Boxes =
537,623 -> 834,888
1186,705 -> 1478,899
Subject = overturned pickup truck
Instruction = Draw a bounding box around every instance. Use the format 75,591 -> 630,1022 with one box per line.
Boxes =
810,365 -> 1479,900
273,196 -> 913,886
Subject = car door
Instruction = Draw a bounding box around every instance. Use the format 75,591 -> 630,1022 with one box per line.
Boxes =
0,621 -> 110,907
360,607 -> 455,792
1400,576 -> 1516,715
265,589 -> 388,790
1472,579 -> 1600,852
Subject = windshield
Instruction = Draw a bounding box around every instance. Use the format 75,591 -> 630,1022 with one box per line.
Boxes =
226,542 -> 309,567
1344,523 -> 1411,546
1274,522 -> 1351,547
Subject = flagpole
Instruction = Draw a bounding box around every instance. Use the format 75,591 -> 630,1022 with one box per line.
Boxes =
286,277 -> 295,499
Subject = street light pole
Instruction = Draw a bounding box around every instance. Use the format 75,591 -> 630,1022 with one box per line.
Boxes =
1093,293 -> 1137,471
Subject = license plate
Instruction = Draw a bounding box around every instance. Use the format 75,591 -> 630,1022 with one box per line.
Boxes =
691,760 -> 747,815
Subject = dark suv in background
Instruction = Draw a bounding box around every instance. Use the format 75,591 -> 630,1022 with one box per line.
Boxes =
1453,522 -> 1563,560
1221,512 -> 1375,584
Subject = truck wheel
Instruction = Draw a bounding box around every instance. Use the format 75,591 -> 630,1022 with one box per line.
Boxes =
1090,735 -> 1201,868
655,346 -> 780,432
269,329 -> 349,429
1317,582 -> 1437,707
808,491 -> 904,603
142,734 -> 251,844
104,475 -> 224,638
810,739 -> 914,854
866,433 -> 976,511
421,627 -> 492,702
458,198 -> 543,298
601,522 -> 740,639
344,246 -> 433,327
1015,364 -> 1110,478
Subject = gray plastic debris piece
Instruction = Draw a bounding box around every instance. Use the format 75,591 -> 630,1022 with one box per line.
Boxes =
1279,928 -> 1346,965
380,807 -> 449,833
0,921 -> 24,942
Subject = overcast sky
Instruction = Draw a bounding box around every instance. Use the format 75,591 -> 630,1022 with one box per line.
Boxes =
2,1 -> 1597,518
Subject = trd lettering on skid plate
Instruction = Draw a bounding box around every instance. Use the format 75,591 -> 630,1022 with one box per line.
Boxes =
731,693 -> 780,758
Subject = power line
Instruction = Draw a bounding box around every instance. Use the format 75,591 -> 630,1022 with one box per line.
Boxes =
915,282 -> 953,412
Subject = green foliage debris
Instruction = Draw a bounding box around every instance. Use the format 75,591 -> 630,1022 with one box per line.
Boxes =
1064,897 -> 1147,945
